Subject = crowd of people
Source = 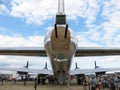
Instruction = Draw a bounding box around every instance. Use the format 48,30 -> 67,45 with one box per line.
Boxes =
1,73 -> 120,90
82,75 -> 120,90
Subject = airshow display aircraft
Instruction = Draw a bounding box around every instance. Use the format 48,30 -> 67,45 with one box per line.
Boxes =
1,0 -> 120,84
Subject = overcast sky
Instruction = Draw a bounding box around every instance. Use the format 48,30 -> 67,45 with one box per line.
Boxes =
0,0 -> 120,73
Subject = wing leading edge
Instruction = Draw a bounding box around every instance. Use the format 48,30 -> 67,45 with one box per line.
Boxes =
0,47 -> 47,56
0,47 -> 120,57
0,67 -> 53,75
75,47 -> 120,56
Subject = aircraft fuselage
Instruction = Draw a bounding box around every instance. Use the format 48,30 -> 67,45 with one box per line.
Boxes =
44,26 -> 77,84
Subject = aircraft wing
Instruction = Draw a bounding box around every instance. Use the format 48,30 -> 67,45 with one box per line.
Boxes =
0,67 -> 53,75
70,68 -> 120,75
0,47 -> 120,57
75,47 -> 120,56
0,47 -> 47,56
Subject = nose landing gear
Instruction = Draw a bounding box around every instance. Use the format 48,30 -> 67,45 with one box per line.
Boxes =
57,70 -> 65,84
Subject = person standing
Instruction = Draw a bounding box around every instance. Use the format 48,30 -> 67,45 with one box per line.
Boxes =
83,77 -> 88,90
87,77 -> 92,90
91,77 -> 96,90
109,79 -> 115,90
98,79 -> 102,90
114,76 -> 119,90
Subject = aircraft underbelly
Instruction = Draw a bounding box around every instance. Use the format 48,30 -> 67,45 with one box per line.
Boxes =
45,40 -> 76,79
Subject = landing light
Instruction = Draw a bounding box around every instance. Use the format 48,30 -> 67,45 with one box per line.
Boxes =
54,58 -> 67,62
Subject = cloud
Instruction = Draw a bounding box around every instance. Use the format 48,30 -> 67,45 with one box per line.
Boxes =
0,27 -> 6,31
0,4 -> 9,15
99,0 -> 120,46
8,0 -> 100,25
72,55 -> 120,69
73,0 -> 120,47
0,55 -> 51,68
10,0 -> 57,25
3,0 -> 120,47
76,32 -> 101,47
0,35 -> 44,47
1,0 -> 120,36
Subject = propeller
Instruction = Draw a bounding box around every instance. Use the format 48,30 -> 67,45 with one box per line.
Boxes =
75,62 -> 79,70
94,61 -> 100,69
44,62 -> 48,69
24,61 -> 29,69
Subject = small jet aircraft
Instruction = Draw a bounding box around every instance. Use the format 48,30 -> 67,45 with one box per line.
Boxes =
0,0 -> 120,84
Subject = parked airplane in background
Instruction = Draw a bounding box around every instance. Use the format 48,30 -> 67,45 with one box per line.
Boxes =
0,61 -> 51,75
1,0 -> 120,84
71,61 -> 120,75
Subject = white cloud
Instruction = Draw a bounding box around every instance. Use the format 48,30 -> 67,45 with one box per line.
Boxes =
72,56 -> 120,69
72,0 -> 120,47
10,0 -> 57,25
0,35 -> 44,47
0,55 -> 51,69
99,0 -> 120,46
77,32 -> 101,47
0,4 -> 9,15
0,27 -> 6,31
84,0 -> 100,26
8,0 -> 100,26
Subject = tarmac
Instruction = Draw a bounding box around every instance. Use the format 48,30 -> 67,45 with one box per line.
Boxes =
0,80 -> 110,90
0,81 -> 84,90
